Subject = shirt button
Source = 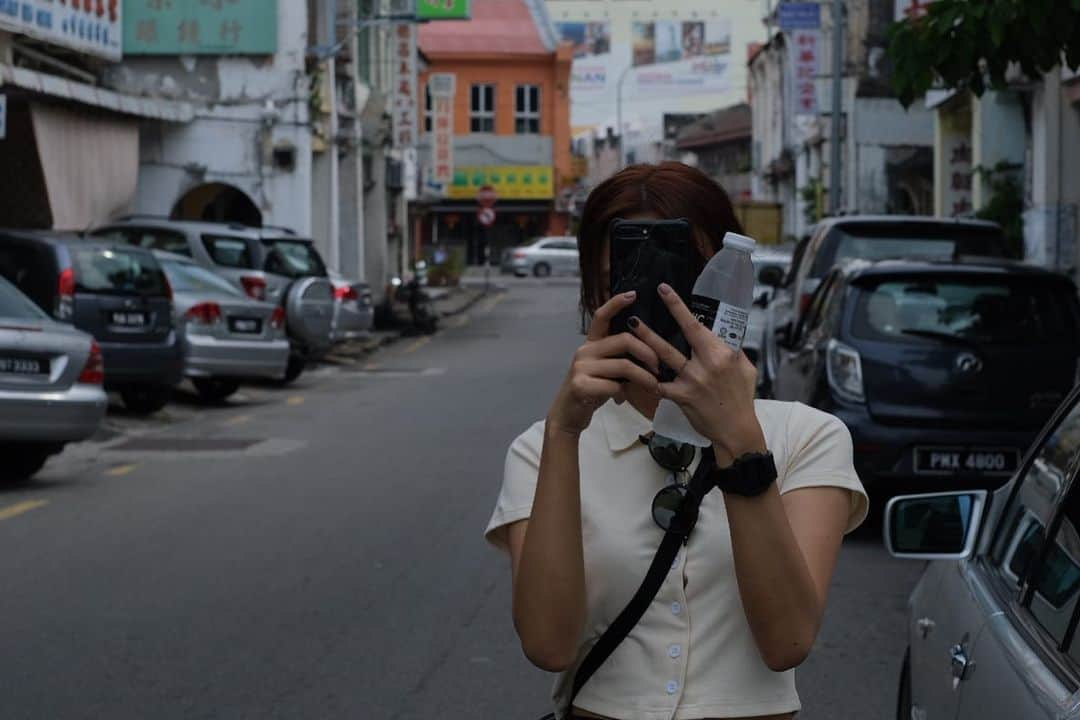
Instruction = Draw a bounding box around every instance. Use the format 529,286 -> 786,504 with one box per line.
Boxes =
669,644 -> 682,658
666,680 -> 679,695
671,601 -> 682,616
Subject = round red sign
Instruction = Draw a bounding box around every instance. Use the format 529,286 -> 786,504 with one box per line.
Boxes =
477,206 -> 497,227
476,185 -> 498,208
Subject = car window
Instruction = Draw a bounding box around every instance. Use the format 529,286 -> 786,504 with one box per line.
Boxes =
262,240 -> 327,278
161,260 -> 243,297
71,247 -> 170,297
131,229 -> 191,256
797,271 -> 839,342
1026,482 -> 1080,654
202,235 -> 256,269
0,239 -> 55,312
0,275 -> 49,320
851,276 -> 1079,345
786,235 -> 810,286
548,240 -> 577,251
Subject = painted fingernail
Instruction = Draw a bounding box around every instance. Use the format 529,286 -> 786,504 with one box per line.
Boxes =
628,316 -> 640,329
623,291 -> 637,300
658,283 -> 672,296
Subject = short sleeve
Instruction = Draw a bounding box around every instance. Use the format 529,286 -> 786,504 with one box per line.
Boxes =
779,403 -> 868,533
484,420 -> 546,552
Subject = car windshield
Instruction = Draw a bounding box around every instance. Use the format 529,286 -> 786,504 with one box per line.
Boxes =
812,224 -> 1013,277
263,240 -> 327,278
161,260 -> 243,297
852,275 -> 1079,345
0,276 -> 48,320
72,247 -> 170,297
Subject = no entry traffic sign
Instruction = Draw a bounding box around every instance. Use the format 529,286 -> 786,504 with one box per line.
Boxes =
477,206 -> 497,227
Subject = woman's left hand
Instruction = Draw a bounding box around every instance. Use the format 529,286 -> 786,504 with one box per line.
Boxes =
629,283 -> 766,462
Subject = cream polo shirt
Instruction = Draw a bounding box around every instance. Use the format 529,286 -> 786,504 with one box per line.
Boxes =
485,399 -> 867,720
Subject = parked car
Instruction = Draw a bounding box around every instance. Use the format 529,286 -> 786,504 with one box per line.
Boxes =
0,230 -> 183,414
745,249 -> 792,366
91,218 -> 334,383
502,236 -> 578,277
886,383 -> 1080,720
328,270 -> 374,342
0,274 -> 107,482
769,257 -> 1080,500
156,252 -> 290,402
757,216 -> 1021,394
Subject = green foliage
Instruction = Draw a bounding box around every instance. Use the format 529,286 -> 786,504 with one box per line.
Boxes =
974,162 -> 1025,259
799,179 -> 824,225
425,246 -> 466,287
889,0 -> 1080,107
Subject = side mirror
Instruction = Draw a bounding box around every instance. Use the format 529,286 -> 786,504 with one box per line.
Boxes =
885,490 -> 988,560
758,265 -> 785,288
752,290 -> 770,308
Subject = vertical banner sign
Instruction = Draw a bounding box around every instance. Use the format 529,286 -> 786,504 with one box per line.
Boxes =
429,73 -> 456,189
0,94 -> 6,141
792,30 -> 819,116
392,23 -> 418,149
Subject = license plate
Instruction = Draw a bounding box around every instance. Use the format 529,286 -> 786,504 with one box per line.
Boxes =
0,356 -> 46,375
110,311 -> 148,327
914,447 -> 1020,476
229,317 -> 262,334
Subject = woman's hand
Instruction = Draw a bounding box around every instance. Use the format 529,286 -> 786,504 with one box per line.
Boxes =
630,283 -> 765,461
548,291 -> 661,435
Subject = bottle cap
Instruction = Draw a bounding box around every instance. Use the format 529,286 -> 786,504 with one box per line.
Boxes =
722,232 -> 756,253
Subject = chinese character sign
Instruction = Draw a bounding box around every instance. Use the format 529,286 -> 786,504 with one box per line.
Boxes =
792,30 -> 819,116
0,0 -> 122,61
393,23 -> 418,150
429,73 -> 456,188
895,0 -> 934,22
123,0 -> 277,55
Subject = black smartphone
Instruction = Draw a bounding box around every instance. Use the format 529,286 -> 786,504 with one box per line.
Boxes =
609,218 -> 695,382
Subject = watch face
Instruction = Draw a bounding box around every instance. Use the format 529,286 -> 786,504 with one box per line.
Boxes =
722,452 -> 777,497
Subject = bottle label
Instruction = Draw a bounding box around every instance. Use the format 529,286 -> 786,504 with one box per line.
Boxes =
689,295 -> 749,351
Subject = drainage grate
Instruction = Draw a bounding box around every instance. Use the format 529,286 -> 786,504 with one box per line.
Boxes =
111,437 -> 261,452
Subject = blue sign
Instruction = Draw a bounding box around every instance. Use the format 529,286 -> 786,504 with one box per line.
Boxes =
778,2 -> 821,30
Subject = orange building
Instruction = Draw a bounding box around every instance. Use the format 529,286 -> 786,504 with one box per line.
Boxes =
416,0 -> 572,266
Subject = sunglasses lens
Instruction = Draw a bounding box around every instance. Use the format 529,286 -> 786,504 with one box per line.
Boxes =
652,485 -> 686,531
650,437 -> 695,471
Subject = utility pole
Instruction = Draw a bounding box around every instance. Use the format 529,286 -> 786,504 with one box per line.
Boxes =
829,0 -> 844,215
614,64 -> 632,169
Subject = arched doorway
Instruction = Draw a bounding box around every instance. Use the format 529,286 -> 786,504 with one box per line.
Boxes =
171,183 -> 262,227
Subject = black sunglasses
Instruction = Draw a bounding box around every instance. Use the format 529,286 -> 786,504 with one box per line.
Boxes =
640,434 -> 698,535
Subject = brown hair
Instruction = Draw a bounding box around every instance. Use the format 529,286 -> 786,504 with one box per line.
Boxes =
577,161 -> 744,323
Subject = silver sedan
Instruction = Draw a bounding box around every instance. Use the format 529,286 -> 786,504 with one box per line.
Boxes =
329,271 -> 374,342
0,275 -> 106,482
503,236 -> 579,277
157,253 -> 290,402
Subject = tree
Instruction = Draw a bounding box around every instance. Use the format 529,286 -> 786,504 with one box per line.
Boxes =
889,0 -> 1080,108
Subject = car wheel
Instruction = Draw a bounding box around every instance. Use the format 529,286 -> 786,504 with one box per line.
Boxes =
533,262 -> 552,278
278,355 -> 305,385
0,446 -> 52,483
192,378 -> 241,403
120,385 -> 172,415
897,648 -> 912,720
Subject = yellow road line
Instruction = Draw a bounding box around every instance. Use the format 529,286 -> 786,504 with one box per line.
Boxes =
0,499 -> 48,522
403,336 -> 431,354
105,464 -> 137,477
223,414 -> 252,426
478,293 -> 506,315
286,395 -> 305,406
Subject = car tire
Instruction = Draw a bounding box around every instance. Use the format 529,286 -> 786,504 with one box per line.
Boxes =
897,648 -> 912,720
0,446 -> 52,483
120,385 -> 172,415
533,262 -> 552,278
192,378 -> 241,403
279,355 -> 305,385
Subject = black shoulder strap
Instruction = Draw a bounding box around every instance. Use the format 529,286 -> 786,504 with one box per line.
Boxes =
567,447 -> 716,709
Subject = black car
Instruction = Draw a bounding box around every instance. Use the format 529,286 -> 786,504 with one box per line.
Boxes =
0,230 -> 183,414
769,257 -> 1080,498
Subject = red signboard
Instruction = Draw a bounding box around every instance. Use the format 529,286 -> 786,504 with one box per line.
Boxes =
476,185 -> 498,208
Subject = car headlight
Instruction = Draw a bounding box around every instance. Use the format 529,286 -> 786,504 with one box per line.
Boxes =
827,338 -> 865,403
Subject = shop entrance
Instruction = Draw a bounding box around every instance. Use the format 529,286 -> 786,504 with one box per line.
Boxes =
171,183 -> 262,227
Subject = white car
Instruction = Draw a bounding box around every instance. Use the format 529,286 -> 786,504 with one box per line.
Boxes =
502,236 -> 579,277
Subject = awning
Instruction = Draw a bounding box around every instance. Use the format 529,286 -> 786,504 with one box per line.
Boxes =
0,64 -> 195,122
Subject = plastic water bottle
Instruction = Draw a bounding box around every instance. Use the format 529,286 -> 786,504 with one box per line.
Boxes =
652,231 -> 757,447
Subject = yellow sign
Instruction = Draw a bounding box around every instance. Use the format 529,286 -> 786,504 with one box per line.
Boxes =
448,165 -> 554,200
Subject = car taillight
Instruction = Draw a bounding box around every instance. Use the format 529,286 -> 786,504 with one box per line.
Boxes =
78,340 -> 105,384
185,302 -> 222,325
513,250 -> 527,259
826,338 -> 865,403
241,276 -> 267,301
799,291 -> 814,316
270,306 -> 286,330
56,267 -> 75,320
334,285 -> 359,301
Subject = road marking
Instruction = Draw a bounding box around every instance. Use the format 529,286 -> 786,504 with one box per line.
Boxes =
478,293 -> 506,315
106,464 -> 137,477
403,336 -> 431,354
449,313 -> 470,329
286,395 -> 305,406
0,499 -> 48,522
224,414 -> 252,426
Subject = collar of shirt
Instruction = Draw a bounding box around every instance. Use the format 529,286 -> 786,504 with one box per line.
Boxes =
597,399 -> 654,453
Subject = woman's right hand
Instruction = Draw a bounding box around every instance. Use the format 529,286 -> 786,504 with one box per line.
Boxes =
547,291 -> 661,435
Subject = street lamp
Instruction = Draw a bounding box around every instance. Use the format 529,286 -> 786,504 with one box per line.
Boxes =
614,64 -> 633,170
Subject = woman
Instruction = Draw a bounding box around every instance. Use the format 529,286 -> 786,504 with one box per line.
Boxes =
485,162 -> 867,720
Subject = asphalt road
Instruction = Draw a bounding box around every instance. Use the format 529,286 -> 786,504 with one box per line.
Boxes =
0,280 -> 922,720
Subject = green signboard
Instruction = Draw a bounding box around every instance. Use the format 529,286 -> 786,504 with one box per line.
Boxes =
124,0 -> 278,56
416,0 -> 470,21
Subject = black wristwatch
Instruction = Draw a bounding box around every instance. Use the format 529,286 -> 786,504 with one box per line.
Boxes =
710,451 -> 777,497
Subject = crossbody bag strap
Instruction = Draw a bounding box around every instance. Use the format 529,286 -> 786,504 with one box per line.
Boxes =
565,447 -> 717,711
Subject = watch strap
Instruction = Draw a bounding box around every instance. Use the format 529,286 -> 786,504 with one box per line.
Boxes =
712,451 -> 777,496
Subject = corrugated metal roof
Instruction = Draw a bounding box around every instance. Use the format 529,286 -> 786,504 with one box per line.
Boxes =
676,103 -> 752,149
418,0 -> 550,56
